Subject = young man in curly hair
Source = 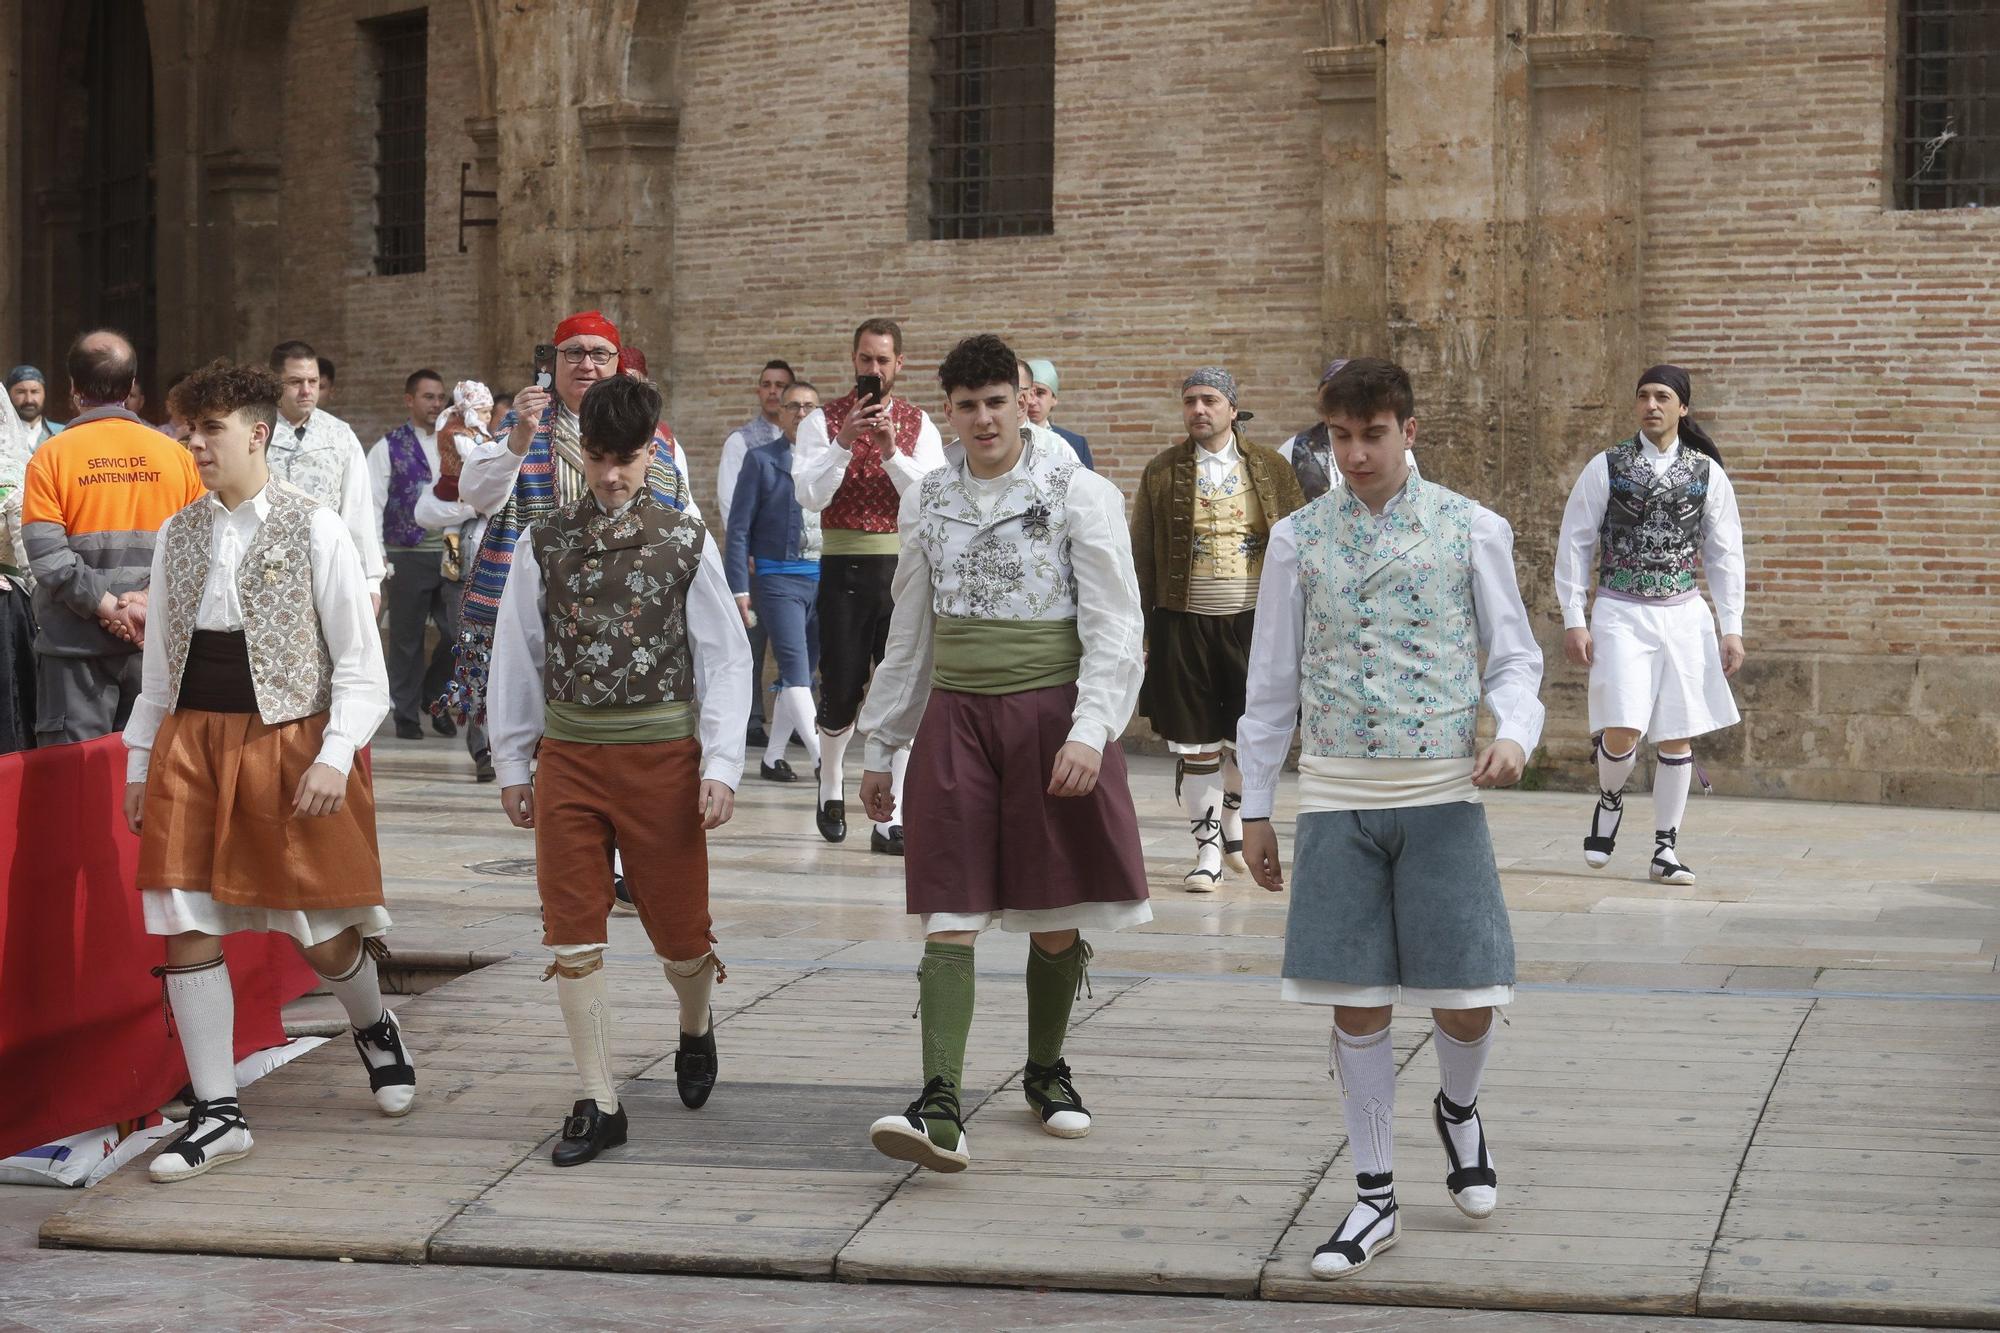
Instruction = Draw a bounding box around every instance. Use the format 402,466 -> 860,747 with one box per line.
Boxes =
857,333 -> 1149,1172
124,360 -> 413,1182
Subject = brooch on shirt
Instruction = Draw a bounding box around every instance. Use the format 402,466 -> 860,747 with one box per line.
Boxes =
260,548 -> 290,584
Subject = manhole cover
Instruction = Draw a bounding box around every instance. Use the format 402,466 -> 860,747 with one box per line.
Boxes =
466,857 -> 539,878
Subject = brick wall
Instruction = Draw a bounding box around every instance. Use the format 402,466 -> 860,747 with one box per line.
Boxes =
275,0 -> 486,449
1629,0 -> 2000,807
663,0 -> 1329,507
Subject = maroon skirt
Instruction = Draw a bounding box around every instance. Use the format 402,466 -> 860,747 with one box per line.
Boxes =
903,683 -> 1150,918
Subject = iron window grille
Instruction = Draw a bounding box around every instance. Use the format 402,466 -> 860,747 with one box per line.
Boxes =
928,0 -> 1055,240
370,12 -> 429,274
1896,0 -> 2000,209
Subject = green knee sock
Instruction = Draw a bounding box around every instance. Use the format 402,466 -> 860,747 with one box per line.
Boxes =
918,941 -> 975,1148
1025,936 -> 1093,1071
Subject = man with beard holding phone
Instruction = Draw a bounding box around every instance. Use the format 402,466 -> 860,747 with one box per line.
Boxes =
793,318 -> 945,855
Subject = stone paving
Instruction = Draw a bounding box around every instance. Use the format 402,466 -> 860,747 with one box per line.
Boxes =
11,733 -> 2000,1329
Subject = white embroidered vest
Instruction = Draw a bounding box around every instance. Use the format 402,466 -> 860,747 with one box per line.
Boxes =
911,432 -> 1080,622
267,413 -> 351,509
160,483 -> 335,724
1293,478 -> 1480,760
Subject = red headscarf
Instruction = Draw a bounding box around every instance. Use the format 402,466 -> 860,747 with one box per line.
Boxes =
617,346 -> 648,376
553,310 -> 620,348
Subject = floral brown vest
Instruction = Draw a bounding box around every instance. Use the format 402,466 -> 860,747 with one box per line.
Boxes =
161,483 -> 335,724
531,493 -> 704,706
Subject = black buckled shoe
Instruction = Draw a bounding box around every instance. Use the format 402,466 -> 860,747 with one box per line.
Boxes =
870,824 -> 905,856
760,759 -> 798,783
674,1017 -> 718,1110
431,713 -> 457,738
551,1098 -> 628,1167
817,798 -> 847,844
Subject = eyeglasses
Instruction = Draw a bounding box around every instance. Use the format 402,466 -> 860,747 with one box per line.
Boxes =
557,346 -> 617,366
781,401 -> 818,414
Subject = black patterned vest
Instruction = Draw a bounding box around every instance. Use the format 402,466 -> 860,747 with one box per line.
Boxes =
530,493 -> 704,706
1598,437 -> 1711,600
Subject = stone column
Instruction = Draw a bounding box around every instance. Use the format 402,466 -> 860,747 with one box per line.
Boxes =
1376,0 -> 1519,498
577,101 -> 678,377
490,1 -> 591,368
1306,0 -> 1389,363
1521,7 -> 1651,776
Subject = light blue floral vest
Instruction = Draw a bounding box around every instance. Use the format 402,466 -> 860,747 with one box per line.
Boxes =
1293,478 -> 1481,760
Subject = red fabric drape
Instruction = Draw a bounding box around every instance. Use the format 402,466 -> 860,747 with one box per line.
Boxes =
0,735 -> 318,1159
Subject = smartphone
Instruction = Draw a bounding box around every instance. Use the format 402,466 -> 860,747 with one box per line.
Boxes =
533,344 -> 556,392
854,373 -> 884,406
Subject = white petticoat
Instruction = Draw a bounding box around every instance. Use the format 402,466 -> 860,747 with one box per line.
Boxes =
142,888 -> 392,949
1587,596 -> 1741,741
922,899 -> 1153,935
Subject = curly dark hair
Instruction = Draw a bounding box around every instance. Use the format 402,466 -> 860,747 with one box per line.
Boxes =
937,333 -> 1020,397
167,359 -> 281,433
1318,357 -> 1415,426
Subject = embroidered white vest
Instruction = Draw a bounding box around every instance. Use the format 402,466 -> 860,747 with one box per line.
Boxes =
160,483 -> 335,724
1293,478 -> 1480,760
911,432 -> 1080,621
267,413 -> 352,509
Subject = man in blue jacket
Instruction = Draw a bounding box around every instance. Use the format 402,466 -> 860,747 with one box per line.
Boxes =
725,379 -> 823,782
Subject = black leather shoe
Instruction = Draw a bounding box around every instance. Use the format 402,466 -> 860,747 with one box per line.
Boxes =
871,825 -> 906,856
612,874 -> 638,915
817,799 -> 847,844
394,721 -> 424,741
675,1019 -> 718,1110
746,724 -> 770,749
551,1098 -> 627,1167
760,759 -> 798,783
474,750 -> 497,783
431,714 -> 457,738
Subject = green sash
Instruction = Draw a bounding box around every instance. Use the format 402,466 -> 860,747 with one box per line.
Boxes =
931,617 -> 1082,695
543,699 -> 695,745
820,529 -> 901,557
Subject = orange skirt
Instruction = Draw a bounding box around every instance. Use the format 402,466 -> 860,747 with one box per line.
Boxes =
137,709 -> 384,912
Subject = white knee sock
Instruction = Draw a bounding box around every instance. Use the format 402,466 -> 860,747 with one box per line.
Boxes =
554,949 -> 617,1113
165,958 -> 239,1103
1434,1020 -> 1496,1182
317,942 -> 386,1031
1596,734 -> 1638,795
661,953 -> 716,1037
785,689 -> 823,767
1332,1023 -> 1397,1179
1654,751 -> 1694,835
877,747 -> 908,835
1221,757 -> 1244,845
762,693 -> 792,767
818,725 -> 852,804
1182,765 -> 1224,873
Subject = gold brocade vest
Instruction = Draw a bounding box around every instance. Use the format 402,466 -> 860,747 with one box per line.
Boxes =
1188,455 -> 1267,613
530,493 -> 703,707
